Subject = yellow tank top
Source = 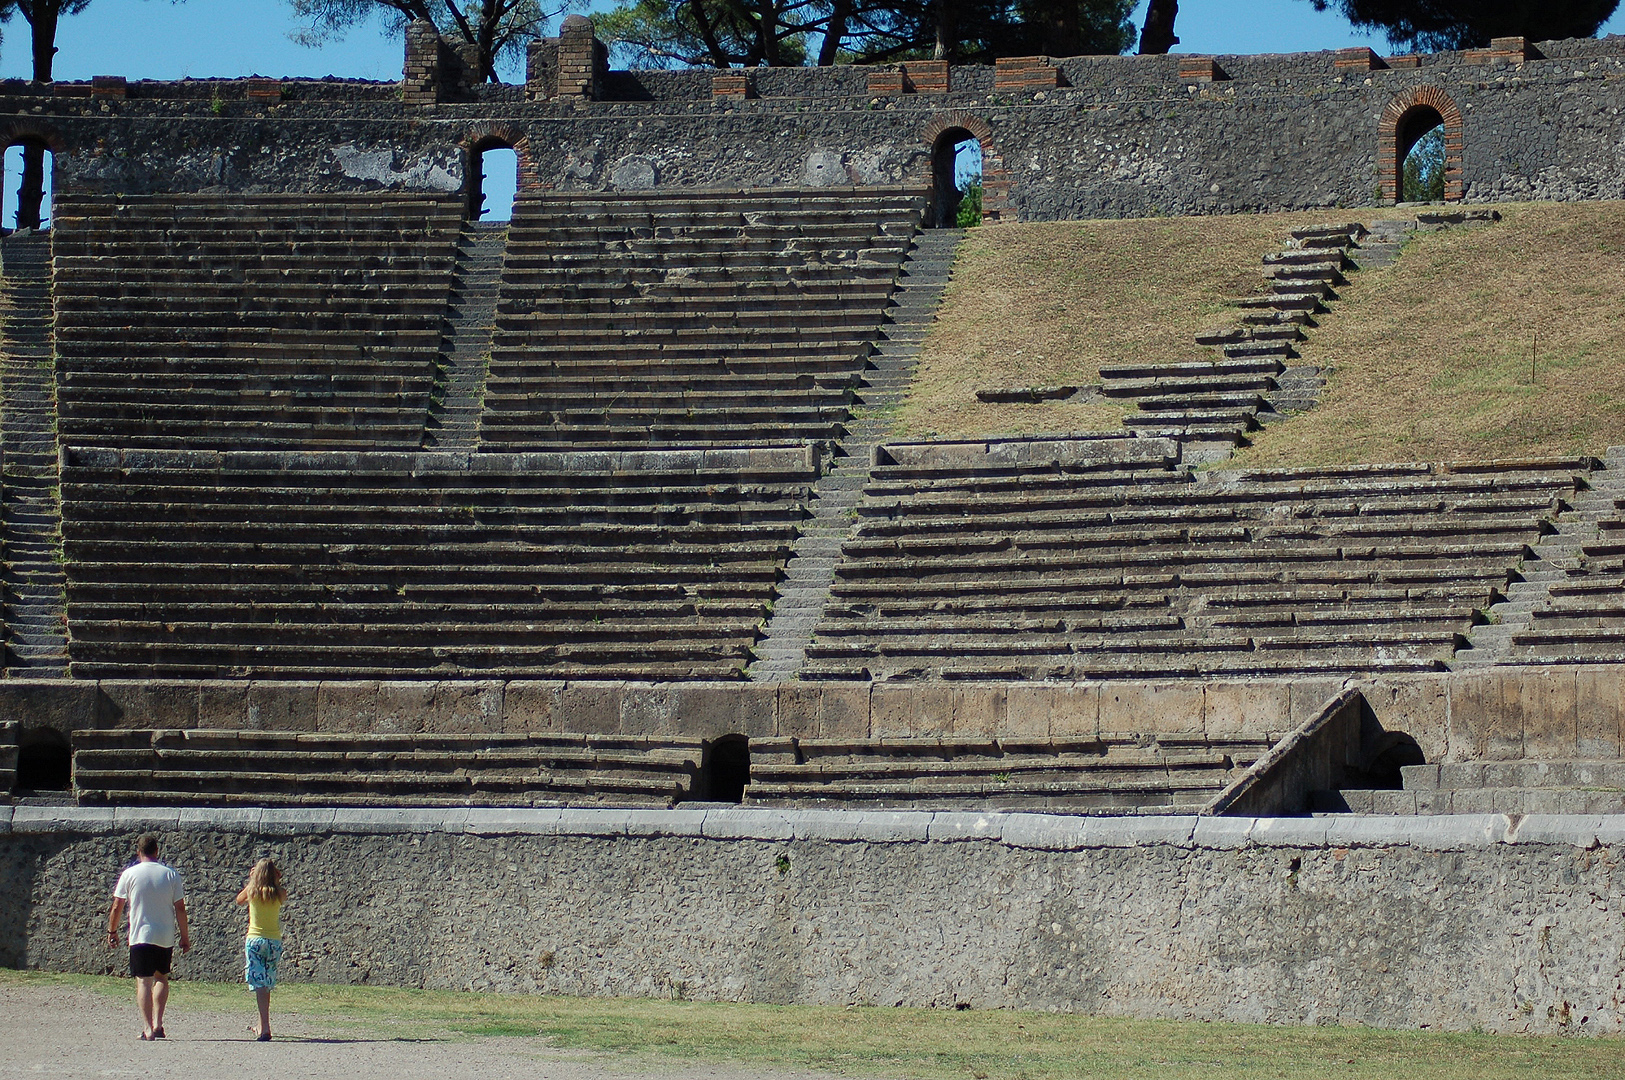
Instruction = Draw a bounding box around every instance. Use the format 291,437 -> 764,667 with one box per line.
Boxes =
246,895 -> 282,940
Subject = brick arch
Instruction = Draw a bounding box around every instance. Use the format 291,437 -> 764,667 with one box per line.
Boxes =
920,112 -> 1011,224
0,120 -> 67,155
460,125 -> 538,216
1378,86 -> 1463,203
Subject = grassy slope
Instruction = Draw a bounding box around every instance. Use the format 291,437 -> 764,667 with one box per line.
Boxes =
908,202 -> 1625,464
5,971 -> 1624,1080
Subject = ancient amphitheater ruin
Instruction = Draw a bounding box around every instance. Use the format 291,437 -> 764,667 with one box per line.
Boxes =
6,19 -> 1625,1033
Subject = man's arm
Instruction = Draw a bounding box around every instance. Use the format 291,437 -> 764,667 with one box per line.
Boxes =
173,899 -> 190,953
106,898 -> 126,947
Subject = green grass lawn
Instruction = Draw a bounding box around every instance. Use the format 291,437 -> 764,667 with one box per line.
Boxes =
6,968 -> 1624,1080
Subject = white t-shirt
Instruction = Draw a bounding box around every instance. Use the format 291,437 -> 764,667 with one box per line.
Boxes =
112,860 -> 186,948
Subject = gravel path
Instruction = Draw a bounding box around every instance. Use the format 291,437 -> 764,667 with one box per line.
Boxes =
0,981 -> 839,1080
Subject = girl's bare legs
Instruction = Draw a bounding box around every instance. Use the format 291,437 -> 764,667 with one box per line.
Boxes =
254,988 -> 271,1039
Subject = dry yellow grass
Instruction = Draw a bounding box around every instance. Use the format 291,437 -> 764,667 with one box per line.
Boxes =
900,209 -> 1407,440
907,202 -> 1625,462
1233,200 -> 1625,466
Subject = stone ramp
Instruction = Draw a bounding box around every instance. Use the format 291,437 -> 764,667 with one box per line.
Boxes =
803,437 -> 1589,681
57,444 -> 817,681
51,193 -> 463,451
479,186 -> 926,451
0,232 -> 67,676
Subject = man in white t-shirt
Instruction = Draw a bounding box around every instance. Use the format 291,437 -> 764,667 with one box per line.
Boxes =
106,834 -> 190,1041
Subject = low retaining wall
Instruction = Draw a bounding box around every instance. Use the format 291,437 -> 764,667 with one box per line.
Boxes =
4,806 -> 1623,1034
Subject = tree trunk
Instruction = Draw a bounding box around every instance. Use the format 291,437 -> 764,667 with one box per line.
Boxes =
31,5 -> 60,83
818,0 -> 852,65
1138,0 -> 1178,54
15,146 -> 44,232
932,0 -> 956,60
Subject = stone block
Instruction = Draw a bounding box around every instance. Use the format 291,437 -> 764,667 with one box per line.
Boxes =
257,808 -> 339,835
701,808 -> 794,840
464,808 -> 568,836
556,682 -> 625,734
1447,669 -> 1518,760
1521,667 -> 1577,760
112,807 -> 183,833
329,808 -> 462,834
244,681 -> 319,732
433,681 -> 505,733
1191,816 -> 1254,849
1290,677 -> 1353,727
0,681 -> 108,735
1002,812 -> 1091,851
671,683 -> 776,737
926,812 -> 1006,842
1049,683 -> 1099,737
621,683 -> 677,736
314,681 -> 379,732
99,681 -> 198,729
177,807 -> 262,831
1360,674 -> 1449,763
1098,681 -> 1202,736
1574,666 -> 1623,759
502,681 -> 564,733
1204,681 -> 1290,738
13,806 -> 115,833
194,681 -> 251,728
871,683 -> 953,738
1248,817 -> 1328,847
623,809 -> 708,838
1004,684 -> 1056,737
371,682 -> 435,734
951,685 -> 1007,736
1087,816 -> 1197,847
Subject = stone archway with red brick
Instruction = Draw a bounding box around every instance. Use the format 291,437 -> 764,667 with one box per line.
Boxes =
461,124 -> 538,218
1379,86 -> 1463,203
0,121 -> 67,230
920,112 -> 1012,224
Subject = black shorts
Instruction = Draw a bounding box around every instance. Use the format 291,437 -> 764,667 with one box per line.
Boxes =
129,944 -> 173,978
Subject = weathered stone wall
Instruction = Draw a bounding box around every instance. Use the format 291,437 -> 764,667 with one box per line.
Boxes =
5,36 -> 1625,220
5,806 -> 1623,1034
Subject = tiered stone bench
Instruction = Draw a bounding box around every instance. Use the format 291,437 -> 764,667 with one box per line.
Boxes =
803,435 -> 1591,681
1337,761 -> 1625,814
746,732 -> 1274,813
479,187 -> 925,450
52,193 -> 463,450
72,728 -> 703,807
1493,480 -> 1625,664
58,444 -> 817,680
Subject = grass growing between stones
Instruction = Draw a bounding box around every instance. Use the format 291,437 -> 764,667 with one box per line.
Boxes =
6,969 -> 1624,1080
902,209 -> 1405,441
1233,200 -> 1625,466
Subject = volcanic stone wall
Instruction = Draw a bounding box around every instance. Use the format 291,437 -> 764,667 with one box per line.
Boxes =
4,35 -> 1625,220
5,806 -> 1624,1034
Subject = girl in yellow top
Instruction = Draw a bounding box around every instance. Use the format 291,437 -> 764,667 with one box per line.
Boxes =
234,859 -> 286,1042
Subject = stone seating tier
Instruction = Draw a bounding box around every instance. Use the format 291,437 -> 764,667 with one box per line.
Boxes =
1335,760 -> 1625,814
52,193 -> 464,450
59,446 -> 816,681
480,187 -> 925,451
808,437 -> 1589,681
71,729 -> 706,807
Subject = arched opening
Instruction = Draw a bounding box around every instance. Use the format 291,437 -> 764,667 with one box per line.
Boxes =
15,726 -> 70,792
699,734 -> 750,803
467,143 -> 518,223
1379,88 -> 1462,204
1397,107 -> 1446,203
2,141 -> 52,232
930,127 -> 982,228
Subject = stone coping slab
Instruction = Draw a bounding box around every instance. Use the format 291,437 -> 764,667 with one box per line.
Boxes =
3,805 -> 1618,850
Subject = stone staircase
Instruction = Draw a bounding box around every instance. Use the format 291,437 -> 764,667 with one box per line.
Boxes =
748,228 -> 962,682
426,222 -> 506,449
1334,760 -> 1625,815
1453,448 -> 1618,667
0,232 -> 67,676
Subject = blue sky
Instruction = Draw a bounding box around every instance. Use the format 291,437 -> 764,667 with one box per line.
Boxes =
4,0 -> 1624,83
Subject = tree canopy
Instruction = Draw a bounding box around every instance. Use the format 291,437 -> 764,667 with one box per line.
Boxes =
597,0 -> 1136,67
1306,0 -> 1621,51
288,0 -> 573,81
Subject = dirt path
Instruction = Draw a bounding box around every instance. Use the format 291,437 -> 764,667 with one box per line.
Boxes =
0,981 -> 838,1080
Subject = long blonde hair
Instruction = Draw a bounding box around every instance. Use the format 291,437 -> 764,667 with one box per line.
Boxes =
244,858 -> 287,903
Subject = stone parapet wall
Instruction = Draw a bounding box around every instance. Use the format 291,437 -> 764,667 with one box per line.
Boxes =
3,665 -> 1625,767
4,805 -> 1623,1033
3,36 -> 1625,218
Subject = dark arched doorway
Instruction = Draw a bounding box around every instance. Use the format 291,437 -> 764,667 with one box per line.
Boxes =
1397,106 -> 1445,202
15,726 -> 70,793
930,127 -> 982,228
467,141 -> 518,222
3,140 -> 52,232
699,734 -> 750,803
1379,87 -> 1463,203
